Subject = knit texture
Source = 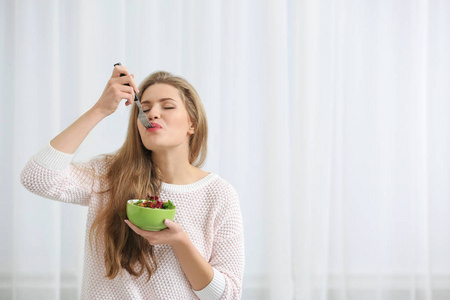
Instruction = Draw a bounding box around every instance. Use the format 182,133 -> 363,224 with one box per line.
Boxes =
20,143 -> 245,300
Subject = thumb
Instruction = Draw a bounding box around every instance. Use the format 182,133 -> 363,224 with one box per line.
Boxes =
164,219 -> 172,227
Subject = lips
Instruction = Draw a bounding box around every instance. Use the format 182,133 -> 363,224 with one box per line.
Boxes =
150,122 -> 162,129
147,127 -> 161,132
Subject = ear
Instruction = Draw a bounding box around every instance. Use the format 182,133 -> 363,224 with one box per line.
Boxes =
188,123 -> 195,135
187,116 -> 195,134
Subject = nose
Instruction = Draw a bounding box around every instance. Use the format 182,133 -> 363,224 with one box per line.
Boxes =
147,108 -> 160,121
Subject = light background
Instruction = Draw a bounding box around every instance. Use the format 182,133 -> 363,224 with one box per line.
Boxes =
1,0 -> 449,299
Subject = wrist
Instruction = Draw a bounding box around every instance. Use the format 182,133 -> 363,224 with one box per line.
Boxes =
89,104 -> 110,120
172,231 -> 191,249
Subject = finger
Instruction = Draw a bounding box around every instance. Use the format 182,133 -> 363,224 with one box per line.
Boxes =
118,85 -> 135,99
112,65 -> 129,78
124,220 -> 160,246
117,74 -> 134,86
164,219 -> 173,228
125,220 -> 158,236
117,75 -> 139,94
124,220 -> 142,235
118,92 -> 133,105
118,76 -> 139,100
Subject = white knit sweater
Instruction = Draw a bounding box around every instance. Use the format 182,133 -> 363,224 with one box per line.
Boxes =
20,143 -> 245,300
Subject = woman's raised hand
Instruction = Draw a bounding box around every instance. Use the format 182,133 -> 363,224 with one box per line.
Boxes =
94,64 -> 140,117
49,64 -> 140,154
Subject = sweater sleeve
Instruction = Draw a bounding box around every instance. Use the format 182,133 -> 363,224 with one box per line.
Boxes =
20,142 -> 103,206
194,183 -> 245,300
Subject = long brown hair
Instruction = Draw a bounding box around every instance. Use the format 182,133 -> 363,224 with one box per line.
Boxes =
89,71 -> 208,281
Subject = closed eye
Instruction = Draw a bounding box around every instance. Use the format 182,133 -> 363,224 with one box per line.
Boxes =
143,107 -> 175,112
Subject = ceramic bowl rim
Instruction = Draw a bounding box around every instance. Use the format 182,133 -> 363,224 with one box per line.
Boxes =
127,199 -> 176,211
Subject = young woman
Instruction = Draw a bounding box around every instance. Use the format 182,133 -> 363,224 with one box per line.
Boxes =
20,65 -> 245,299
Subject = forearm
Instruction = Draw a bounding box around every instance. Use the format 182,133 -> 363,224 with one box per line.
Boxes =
50,106 -> 106,154
172,235 -> 214,291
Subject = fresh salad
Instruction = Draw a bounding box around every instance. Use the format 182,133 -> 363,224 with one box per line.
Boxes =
132,194 -> 176,209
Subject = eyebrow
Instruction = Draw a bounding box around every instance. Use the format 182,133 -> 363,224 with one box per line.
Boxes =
141,98 -> 176,104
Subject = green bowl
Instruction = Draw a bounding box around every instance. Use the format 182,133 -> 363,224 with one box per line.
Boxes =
126,199 -> 176,231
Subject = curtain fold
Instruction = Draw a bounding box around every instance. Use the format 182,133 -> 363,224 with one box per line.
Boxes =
1,0 -> 449,299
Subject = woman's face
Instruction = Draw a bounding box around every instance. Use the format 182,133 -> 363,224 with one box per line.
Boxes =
137,83 -> 194,152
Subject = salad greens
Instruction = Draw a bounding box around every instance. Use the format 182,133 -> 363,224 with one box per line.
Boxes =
133,194 -> 175,209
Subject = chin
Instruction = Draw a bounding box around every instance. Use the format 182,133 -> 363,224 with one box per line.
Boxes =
142,140 -> 190,153
141,140 -> 171,151
142,143 -> 162,152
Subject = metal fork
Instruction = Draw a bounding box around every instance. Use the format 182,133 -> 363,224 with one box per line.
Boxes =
114,63 -> 153,128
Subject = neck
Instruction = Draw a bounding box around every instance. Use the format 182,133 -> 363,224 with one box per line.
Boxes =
152,148 -> 198,185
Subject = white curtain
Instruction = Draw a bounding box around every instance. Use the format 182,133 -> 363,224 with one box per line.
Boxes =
1,0 -> 449,299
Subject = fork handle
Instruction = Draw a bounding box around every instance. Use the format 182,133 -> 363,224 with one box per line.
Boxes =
114,64 -> 153,128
